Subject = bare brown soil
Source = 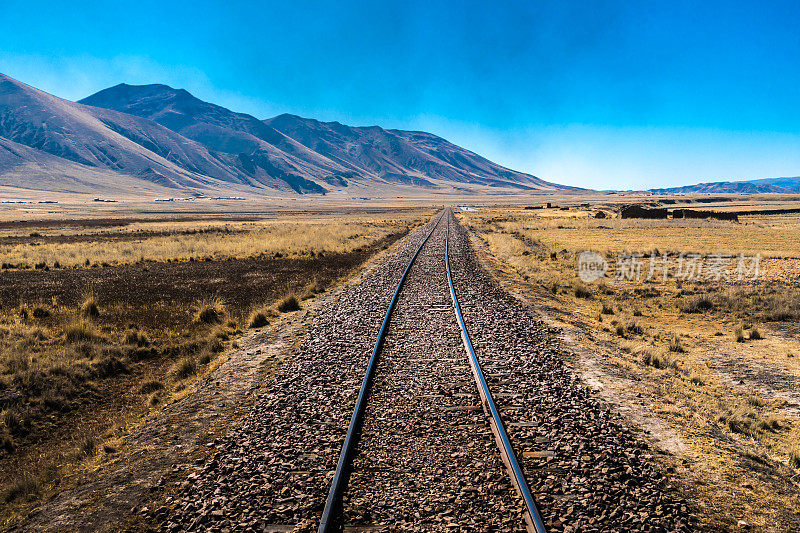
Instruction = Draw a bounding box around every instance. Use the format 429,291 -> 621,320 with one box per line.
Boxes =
0,231 -> 406,528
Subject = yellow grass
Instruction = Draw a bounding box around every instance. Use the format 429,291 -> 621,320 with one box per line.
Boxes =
460,205 -> 800,530
489,211 -> 800,258
0,212 -> 428,268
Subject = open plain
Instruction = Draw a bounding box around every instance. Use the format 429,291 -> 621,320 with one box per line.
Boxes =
0,195 -> 798,532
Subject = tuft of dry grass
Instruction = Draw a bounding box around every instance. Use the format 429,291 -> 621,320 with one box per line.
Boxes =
80,296 -> 100,318
194,298 -> 225,324
248,309 -> 269,329
138,380 -> 163,394
790,447 -> 800,469
3,473 -> 39,503
64,321 -> 99,344
124,329 -> 150,347
668,336 -> 686,353
679,295 -> 715,313
749,327 -> 765,340
171,357 -> 197,380
31,306 -> 50,319
79,436 -> 97,457
277,295 -> 301,313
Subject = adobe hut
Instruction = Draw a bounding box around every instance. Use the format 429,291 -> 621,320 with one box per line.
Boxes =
672,209 -> 739,222
620,205 -> 668,219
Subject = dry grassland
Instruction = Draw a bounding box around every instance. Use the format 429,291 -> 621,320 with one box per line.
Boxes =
0,213 -> 427,269
459,205 -> 800,532
0,208 -> 429,525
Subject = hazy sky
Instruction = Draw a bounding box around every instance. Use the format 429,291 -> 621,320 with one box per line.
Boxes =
2,0 -> 799,189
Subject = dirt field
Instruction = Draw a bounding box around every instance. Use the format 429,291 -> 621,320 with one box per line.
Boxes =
0,207 -> 431,527
458,201 -> 800,531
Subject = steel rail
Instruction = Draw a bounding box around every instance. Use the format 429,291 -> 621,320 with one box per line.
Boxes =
318,211 -> 445,533
445,210 -> 548,533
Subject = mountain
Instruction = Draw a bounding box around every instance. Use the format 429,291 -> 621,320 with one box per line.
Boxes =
0,73 -> 570,198
650,178 -> 800,195
79,83 -> 347,194
79,82 -> 570,195
743,177 -> 800,192
0,73 -> 250,194
263,113 -> 560,190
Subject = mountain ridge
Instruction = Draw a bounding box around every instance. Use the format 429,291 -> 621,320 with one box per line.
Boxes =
650,177 -> 800,195
0,73 -> 572,198
78,80 -> 572,195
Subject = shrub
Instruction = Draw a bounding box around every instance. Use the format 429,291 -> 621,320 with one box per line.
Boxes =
749,327 -> 764,340
601,302 -> 615,315
65,321 -> 98,343
3,473 -> 39,502
172,358 -> 197,380
615,325 -> 625,337
735,327 -> 746,343
80,436 -> 97,457
790,447 -> 800,469
248,310 -> 269,328
81,296 -> 100,318
679,295 -> 715,313
139,380 -> 164,394
198,353 -> 212,365
669,336 -> 686,353
277,295 -> 301,313
195,298 -> 224,324
91,356 -> 127,378
574,287 -> 593,299
124,329 -> 150,347
31,306 -> 50,319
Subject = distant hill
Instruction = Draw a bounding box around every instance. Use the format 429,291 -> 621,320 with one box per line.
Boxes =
263,113 -> 564,190
650,177 -> 800,195
0,73 -> 572,198
0,73 -> 245,195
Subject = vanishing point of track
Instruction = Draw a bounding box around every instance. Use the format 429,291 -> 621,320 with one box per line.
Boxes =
318,208 -> 546,532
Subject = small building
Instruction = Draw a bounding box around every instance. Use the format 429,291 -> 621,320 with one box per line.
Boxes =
672,209 -> 738,222
620,205 -> 668,219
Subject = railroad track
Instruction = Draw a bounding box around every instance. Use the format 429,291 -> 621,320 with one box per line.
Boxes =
163,211 -> 693,533
318,208 -> 545,532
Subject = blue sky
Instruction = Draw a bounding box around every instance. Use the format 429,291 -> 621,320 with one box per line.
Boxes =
1,0 -> 799,189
